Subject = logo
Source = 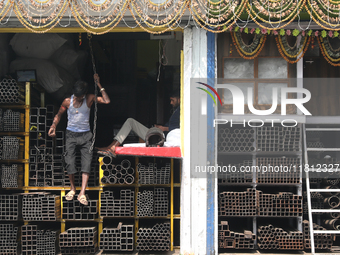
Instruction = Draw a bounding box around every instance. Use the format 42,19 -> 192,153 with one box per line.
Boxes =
196,82 -> 222,106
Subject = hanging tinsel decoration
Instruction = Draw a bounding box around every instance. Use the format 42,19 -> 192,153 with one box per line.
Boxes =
275,34 -> 311,64
190,0 -> 246,33
246,0 -> 306,30
305,0 -> 340,31
318,36 -> 340,66
13,0 -> 68,33
231,31 -> 267,59
70,0 -> 129,35
129,0 -> 189,34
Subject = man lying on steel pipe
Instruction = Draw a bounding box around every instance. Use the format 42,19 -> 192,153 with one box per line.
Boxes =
96,90 -> 180,157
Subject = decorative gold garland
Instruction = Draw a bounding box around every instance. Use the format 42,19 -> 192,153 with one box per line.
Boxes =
0,0 -> 14,22
276,35 -> 311,64
231,31 -> 267,59
318,36 -> 340,66
305,0 -> 340,30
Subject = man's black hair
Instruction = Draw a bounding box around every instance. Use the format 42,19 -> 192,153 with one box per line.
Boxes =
170,89 -> 180,98
73,80 -> 88,97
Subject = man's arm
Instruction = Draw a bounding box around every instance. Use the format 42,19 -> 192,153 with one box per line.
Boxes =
88,74 -> 110,106
48,99 -> 69,137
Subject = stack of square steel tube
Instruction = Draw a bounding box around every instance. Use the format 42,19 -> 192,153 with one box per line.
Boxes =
100,189 -> 134,217
59,227 -> 98,254
100,222 -> 134,251
218,221 -> 255,249
0,224 -> 19,255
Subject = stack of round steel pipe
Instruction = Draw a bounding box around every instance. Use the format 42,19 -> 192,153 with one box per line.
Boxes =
100,157 -> 134,184
136,223 -> 170,251
0,79 -> 23,104
257,225 -> 303,250
218,128 -> 255,152
137,190 -> 154,217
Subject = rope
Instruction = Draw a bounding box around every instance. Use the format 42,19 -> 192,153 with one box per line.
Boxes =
87,33 -> 98,153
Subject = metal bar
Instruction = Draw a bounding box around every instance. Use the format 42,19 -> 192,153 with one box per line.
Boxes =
306,128 -> 340,131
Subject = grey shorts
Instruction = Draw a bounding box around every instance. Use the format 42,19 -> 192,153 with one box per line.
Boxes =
65,130 -> 93,175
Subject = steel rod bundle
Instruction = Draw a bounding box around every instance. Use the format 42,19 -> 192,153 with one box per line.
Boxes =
100,157 -> 134,185
136,223 -> 170,251
307,141 -> 325,148
218,128 -> 255,152
218,221 -> 255,249
3,109 -> 23,131
257,126 -> 301,152
100,189 -> 134,217
258,191 -> 302,217
303,220 -> 333,250
218,160 -> 253,184
219,188 -> 257,216
22,193 -> 61,221
22,225 -> 59,255
62,195 -> 97,220
0,78 -> 23,104
59,227 -> 98,255
154,188 -> 169,217
0,194 -> 20,220
1,164 -> 23,188
256,157 -> 301,183
257,224 -> 303,250
100,223 -> 134,251
137,162 -> 170,184
0,224 -> 19,255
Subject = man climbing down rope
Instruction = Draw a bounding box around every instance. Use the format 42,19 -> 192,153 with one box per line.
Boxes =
48,74 -> 110,205
96,90 -> 180,157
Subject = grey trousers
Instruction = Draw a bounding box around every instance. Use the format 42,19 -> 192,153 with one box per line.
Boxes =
114,118 -> 149,144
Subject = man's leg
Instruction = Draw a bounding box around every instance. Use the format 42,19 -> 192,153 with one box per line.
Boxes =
97,118 -> 149,153
65,131 -> 77,200
78,131 -> 93,205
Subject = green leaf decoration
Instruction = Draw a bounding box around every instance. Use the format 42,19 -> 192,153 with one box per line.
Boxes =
334,31 -> 339,38
292,29 -> 300,37
234,26 -> 240,32
280,29 -> 285,36
267,30 -> 271,35
321,30 -> 327,38
255,28 -> 260,34
244,27 -> 249,34
307,30 -> 312,36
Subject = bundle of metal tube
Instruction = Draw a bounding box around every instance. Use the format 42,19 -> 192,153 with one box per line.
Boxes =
307,141 -> 325,148
62,195 -> 97,220
136,223 -> 170,251
256,157 -> 301,184
1,164 -> 22,188
59,227 -> 98,255
100,157 -> 134,185
0,78 -> 24,104
21,225 -> 59,255
218,160 -> 253,184
218,221 -> 255,249
99,223 -> 134,251
137,162 -> 170,185
218,188 -> 257,216
303,220 -> 333,250
3,109 -> 22,131
22,193 -> 61,221
1,136 -> 21,160
154,188 -> 169,216
0,195 -> 20,220
29,146 -> 64,187
258,191 -> 303,217
100,190 -> 134,217
137,190 -> 154,217
0,109 -> 2,131
218,128 -> 255,152
0,224 -> 19,255
257,126 -> 301,152
257,224 -> 303,250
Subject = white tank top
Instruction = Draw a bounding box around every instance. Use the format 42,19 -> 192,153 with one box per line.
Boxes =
66,95 -> 90,132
